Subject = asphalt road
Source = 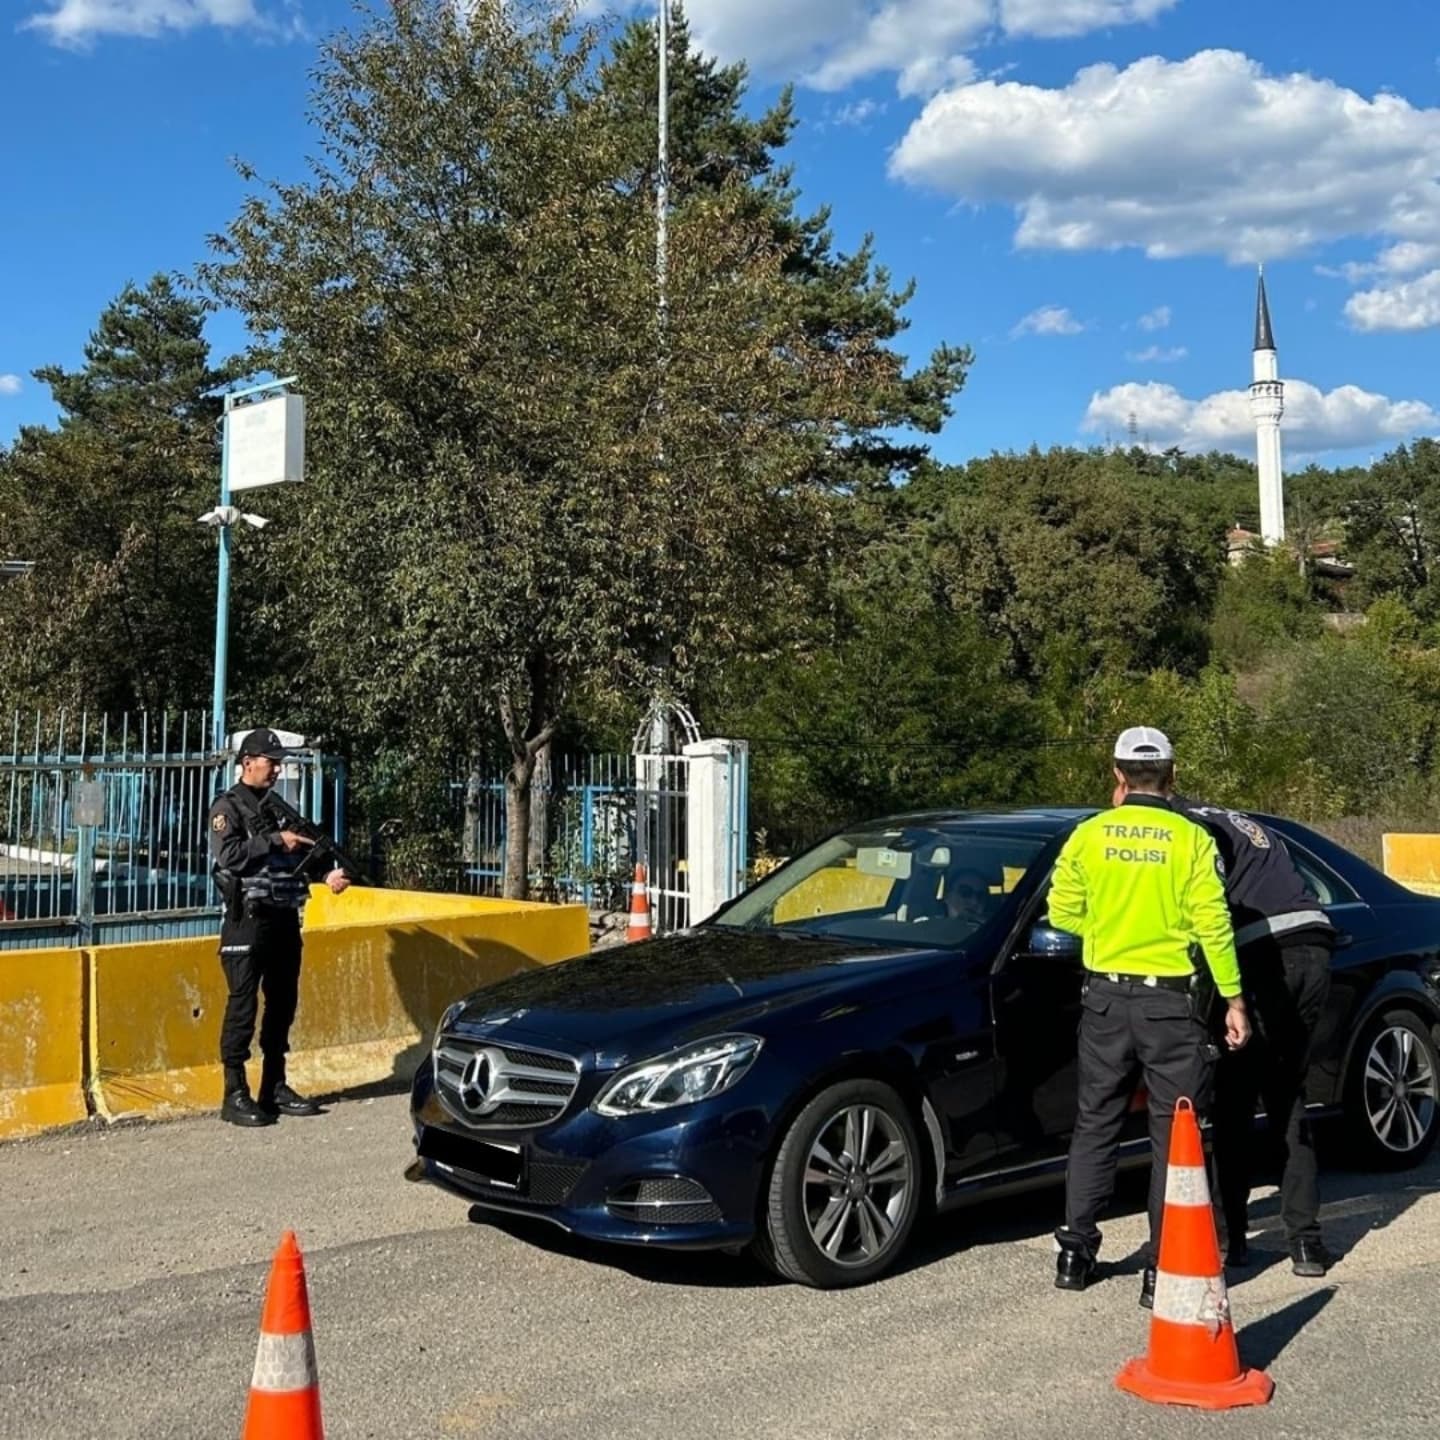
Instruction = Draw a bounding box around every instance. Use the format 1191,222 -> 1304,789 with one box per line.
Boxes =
2,1093 -> 1436,1440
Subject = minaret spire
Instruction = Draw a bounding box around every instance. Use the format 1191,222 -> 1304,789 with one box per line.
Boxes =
1254,264 -> 1276,352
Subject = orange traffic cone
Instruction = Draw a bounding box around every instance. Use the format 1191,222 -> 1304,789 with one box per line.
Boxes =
627,862 -> 653,943
1116,1098 -> 1273,1411
242,1231 -> 324,1439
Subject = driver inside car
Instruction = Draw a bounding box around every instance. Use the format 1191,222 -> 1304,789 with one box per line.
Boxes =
943,868 -> 998,925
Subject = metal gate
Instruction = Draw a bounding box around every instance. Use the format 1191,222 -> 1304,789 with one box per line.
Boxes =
455,742 -> 748,934
0,711 -> 340,951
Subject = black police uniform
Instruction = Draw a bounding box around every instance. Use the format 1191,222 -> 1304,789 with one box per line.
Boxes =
208,737 -> 320,1126
1171,798 -> 1335,1270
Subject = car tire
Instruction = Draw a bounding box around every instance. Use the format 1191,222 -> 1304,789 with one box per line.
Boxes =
755,1078 -> 922,1289
1343,1008 -> 1440,1170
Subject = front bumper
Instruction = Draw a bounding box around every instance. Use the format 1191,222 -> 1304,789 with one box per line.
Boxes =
408,1052 -> 768,1251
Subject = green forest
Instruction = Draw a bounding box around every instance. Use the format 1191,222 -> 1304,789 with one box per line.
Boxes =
2,1 -> 1438,883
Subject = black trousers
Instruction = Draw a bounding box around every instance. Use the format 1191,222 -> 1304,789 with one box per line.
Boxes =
1060,975 -> 1217,1265
1213,940 -> 1332,1246
218,909 -> 302,1084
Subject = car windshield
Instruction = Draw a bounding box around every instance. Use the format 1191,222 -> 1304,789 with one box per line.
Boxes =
711,825 -> 1050,948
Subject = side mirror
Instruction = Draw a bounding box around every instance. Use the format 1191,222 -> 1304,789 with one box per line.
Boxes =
1024,921 -> 1082,960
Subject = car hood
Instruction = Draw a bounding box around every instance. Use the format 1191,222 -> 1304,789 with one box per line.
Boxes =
447,926 -> 946,1064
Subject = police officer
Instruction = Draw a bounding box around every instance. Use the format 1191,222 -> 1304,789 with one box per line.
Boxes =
208,727 -> 351,1127
1049,726 -> 1251,1302
1169,795 -> 1335,1278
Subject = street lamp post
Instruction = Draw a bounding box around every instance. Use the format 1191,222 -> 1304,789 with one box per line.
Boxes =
206,376 -> 300,756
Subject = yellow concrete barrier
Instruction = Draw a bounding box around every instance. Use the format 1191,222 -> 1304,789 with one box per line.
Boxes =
1382,833 -> 1440,897
88,889 -> 589,1121
0,947 -> 86,1140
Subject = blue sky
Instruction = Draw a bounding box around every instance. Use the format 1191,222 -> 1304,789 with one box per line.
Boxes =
3,0 -> 1440,468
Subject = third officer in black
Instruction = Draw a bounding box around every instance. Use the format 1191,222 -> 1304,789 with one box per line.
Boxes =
1170,794 -> 1336,1277
208,727 -> 352,1127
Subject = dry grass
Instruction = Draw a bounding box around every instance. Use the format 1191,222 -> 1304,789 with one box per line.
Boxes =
1309,815 -> 1440,869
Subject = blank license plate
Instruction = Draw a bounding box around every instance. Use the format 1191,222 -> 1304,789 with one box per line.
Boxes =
420,1127 -> 523,1188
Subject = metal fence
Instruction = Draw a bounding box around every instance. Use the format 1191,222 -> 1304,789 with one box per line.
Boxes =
452,749 -> 748,934
0,711 -> 343,950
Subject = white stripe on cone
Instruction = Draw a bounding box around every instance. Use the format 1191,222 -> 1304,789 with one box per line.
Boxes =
1163,1163 -> 1211,1207
251,1331 -> 319,1393
1151,1271 -> 1231,1330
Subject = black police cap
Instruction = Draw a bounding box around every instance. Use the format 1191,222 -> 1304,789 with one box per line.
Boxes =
238,727 -> 288,760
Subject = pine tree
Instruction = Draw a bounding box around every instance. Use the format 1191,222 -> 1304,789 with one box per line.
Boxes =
0,275 -> 237,713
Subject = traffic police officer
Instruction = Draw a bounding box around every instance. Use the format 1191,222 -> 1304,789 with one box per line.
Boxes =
208,727 -> 350,1127
1049,726 -> 1251,1302
1170,794 -> 1335,1277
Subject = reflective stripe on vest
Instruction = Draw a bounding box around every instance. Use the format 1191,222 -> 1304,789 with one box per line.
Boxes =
1233,909 -> 1333,949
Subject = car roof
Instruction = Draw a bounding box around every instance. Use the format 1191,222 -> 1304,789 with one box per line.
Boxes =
851,807 -> 1097,838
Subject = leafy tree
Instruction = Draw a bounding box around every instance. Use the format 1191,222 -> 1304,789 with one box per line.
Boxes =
711,596 -> 1037,851
0,276 -> 235,713
904,448 -> 1222,681
203,0 -> 970,895
1209,552 -> 1323,670
1343,439 -> 1440,615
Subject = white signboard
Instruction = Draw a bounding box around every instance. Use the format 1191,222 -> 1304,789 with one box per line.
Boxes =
71,780 -> 107,828
227,393 -> 305,492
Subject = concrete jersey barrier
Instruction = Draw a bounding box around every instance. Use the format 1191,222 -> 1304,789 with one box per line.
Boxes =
1,889 -> 589,1138
0,948 -> 87,1140
1382,833 -> 1440,898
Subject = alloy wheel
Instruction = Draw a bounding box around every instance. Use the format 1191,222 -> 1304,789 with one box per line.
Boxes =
802,1104 -> 913,1268
1363,1023 -> 1439,1154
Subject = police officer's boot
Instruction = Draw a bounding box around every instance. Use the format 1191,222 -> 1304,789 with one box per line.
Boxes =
1139,1266 -> 1157,1309
1054,1242 -> 1096,1292
259,1057 -> 321,1118
220,1067 -> 276,1128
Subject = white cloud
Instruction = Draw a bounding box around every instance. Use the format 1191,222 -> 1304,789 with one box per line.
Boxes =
1137,305 -> 1171,331
0,375 -> 22,397
998,0 -> 1176,38
831,98 -> 885,128
1345,269 -> 1440,332
23,0 -> 287,45
1318,241 -> 1440,284
1126,345 -> 1187,363
1083,378 -> 1437,456
625,1 -> 1178,96
1012,305 -> 1085,337
892,49 -> 1440,262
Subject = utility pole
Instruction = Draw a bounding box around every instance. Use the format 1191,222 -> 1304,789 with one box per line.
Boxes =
651,0 -> 672,757
656,0 -> 669,346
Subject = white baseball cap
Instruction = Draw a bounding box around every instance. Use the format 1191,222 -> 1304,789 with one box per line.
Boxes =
1114,726 -> 1174,762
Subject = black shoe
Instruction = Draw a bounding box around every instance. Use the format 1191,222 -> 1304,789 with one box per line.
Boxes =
260,1082 -> 321,1117
1139,1266 -> 1157,1310
1055,1248 -> 1096,1292
1226,1240 -> 1251,1269
1290,1238 -> 1330,1278
221,1090 -> 277,1128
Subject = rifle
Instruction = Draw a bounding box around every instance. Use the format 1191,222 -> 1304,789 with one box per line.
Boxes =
261,789 -> 372,886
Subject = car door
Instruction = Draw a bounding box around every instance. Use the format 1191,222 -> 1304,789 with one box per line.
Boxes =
914,955 -> 1004,1183
988,885 -> 1089,1168
1280,840 -> 1383,1103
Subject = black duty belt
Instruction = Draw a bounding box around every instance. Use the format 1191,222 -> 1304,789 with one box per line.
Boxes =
1089,971 -> 1194,993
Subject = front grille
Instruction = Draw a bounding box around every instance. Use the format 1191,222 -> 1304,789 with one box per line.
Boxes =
606,1177 -> 722,1226
529,1159 -> 589,1206
434,1036 -> 581,1130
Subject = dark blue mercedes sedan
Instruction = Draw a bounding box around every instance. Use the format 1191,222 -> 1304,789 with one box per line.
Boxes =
406,809 -> 1440,1287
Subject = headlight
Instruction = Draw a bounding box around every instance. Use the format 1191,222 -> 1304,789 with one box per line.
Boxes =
433,1001 -> 464,1049
592,1035 -> 763,1117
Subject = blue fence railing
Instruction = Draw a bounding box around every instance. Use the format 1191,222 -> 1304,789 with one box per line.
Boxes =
0,710 -> 346,950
